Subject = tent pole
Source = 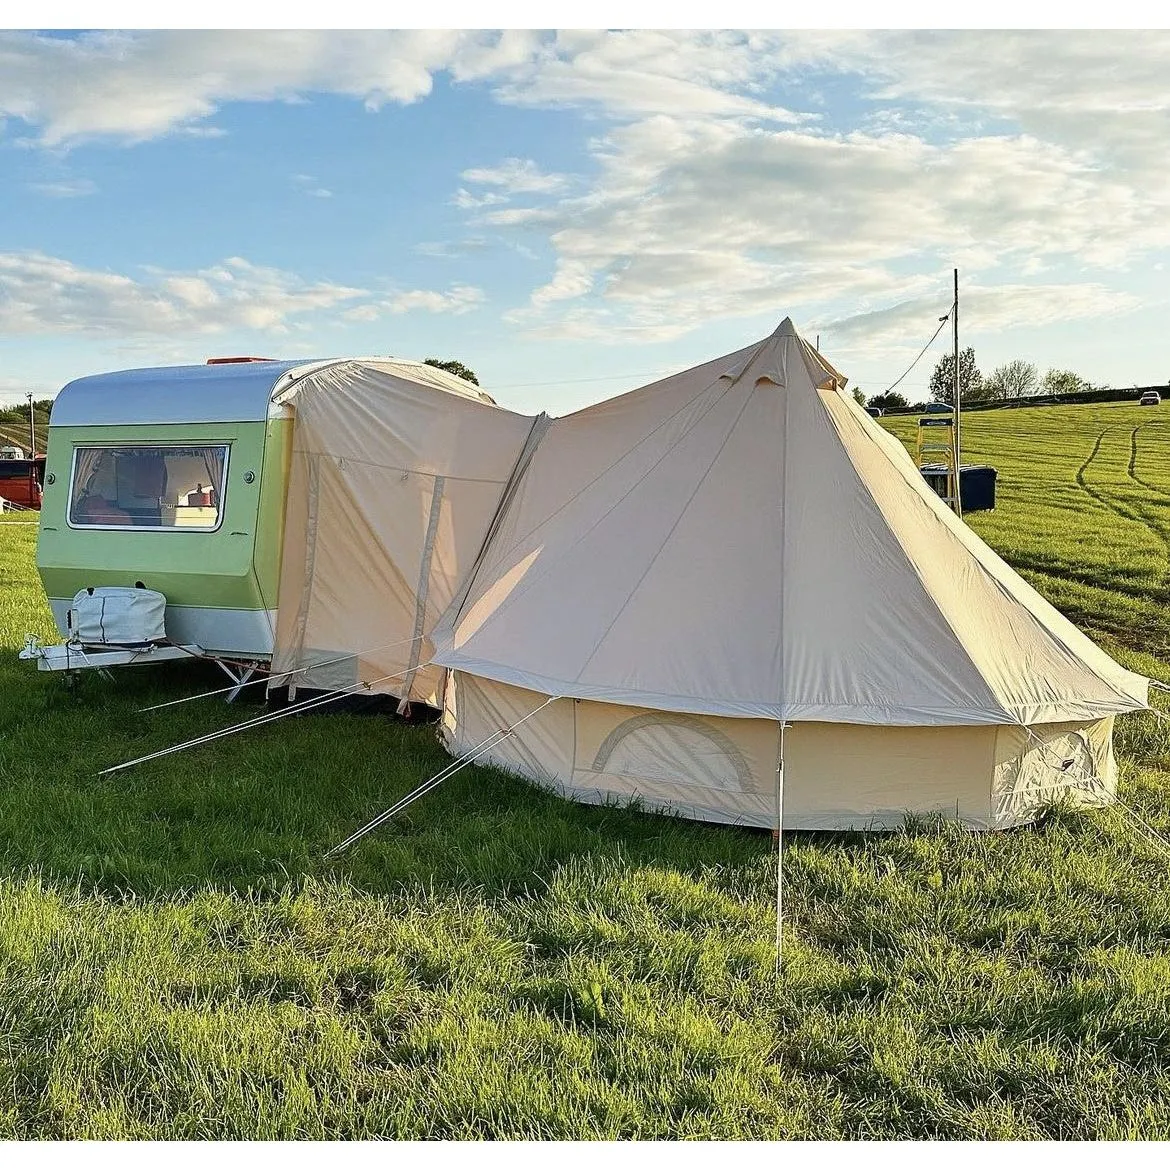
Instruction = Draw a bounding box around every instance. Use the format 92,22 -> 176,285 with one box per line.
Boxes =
774,719 -> 787,976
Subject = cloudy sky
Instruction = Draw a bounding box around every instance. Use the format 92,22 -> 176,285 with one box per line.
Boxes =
2,28 -> 1168,412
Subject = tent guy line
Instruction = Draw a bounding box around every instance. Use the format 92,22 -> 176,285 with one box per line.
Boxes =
99,661 -> 434,777
883,305 -> 953,395
324,695 -> 559,858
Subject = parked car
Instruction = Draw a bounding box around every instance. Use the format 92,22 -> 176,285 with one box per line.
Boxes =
865,406 -> 883,418
924,402 -> 954,414
1140,391 -> 1162,406
0,457 -> 44,510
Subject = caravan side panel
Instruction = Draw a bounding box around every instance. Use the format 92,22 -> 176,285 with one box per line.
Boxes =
37,421 -> 277,656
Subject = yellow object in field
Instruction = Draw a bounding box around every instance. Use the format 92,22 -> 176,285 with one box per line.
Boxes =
917,414 -> 962,517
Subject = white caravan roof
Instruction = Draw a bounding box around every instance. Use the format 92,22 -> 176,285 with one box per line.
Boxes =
50,358 -> 495,427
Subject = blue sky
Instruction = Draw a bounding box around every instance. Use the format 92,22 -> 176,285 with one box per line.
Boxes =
3,29 -> 1169,413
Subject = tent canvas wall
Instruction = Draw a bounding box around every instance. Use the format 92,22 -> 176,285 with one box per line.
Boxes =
270,361 -> 540,706
440,674 -> 1120,829
425,319 -> 1148,830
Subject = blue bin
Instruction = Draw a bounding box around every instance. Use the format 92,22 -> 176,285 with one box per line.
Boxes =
919,464 -> 997,512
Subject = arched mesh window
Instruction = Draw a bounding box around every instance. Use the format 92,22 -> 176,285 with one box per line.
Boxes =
591,713 -> 752,792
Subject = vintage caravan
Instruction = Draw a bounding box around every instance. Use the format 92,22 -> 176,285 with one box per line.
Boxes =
26,357 -> 496,683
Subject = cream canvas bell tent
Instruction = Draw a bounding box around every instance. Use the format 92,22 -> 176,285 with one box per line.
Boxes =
421,318 -> 1150,831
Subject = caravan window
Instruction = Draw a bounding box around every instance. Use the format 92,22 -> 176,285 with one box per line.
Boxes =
68,445 -> 229,531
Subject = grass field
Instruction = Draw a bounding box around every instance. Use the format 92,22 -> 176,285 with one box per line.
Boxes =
0,404 -> 50,455
3,400 -> 1170,1138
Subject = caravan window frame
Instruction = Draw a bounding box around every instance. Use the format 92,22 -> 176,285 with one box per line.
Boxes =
66,442 -> 232,533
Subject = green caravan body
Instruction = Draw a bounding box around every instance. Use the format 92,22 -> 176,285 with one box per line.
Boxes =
36,360 -> 304,660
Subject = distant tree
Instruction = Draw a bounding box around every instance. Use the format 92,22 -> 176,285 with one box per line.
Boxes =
0,397 -> 52,426
986,359 -> 1039,400
868,391 -> 910,413
424,358 -> 479,386
1041,368 -> 1091,397
851,387 -> 867,406
929,347 -> 990,404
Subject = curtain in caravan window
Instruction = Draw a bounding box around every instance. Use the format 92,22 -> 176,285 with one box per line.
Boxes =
69,448 -> 113,524
200,447 -> 226,506
73,448 -> 105,498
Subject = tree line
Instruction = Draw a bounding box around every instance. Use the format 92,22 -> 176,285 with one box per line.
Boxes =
861,353 -> 1112,414
0,398 -> 53,426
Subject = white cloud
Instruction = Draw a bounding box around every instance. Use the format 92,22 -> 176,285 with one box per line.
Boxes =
0,30 -> 483,145
0,30 -> 802,148
28,177 -> 96,197
474,90 -> 1167,343
775,31 -> 1170,209
450,188 -> 509,210
460,157 -> 570,195
413,238 -> 491,259
347,284 -> 485,319
819,283 -> 1138,350
291,173 -> 332,198
6,29 -> 1167,362
488,30 -> 801,123
0,252 -> 481,338
374,31 -> 1159,347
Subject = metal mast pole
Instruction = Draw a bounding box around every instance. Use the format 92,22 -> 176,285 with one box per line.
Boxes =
953,268 -> 960,472
27,393 -> 35,458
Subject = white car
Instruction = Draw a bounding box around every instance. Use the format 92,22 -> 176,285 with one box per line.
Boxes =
1140,391 -> 1162,406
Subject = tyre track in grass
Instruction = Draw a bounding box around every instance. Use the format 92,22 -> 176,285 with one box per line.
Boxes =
1128,421 -> 1170,500
1075,425 -> 1142,526
1123,422 -> 1170,578
1074,423 -> 1170,605
1122,422 -> 1170,631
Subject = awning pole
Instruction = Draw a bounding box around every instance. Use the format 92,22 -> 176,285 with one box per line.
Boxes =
953,267 -> 961,480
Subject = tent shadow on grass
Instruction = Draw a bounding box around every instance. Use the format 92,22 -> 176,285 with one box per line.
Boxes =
1,655 -> 1111,912
0,657 -> 800,900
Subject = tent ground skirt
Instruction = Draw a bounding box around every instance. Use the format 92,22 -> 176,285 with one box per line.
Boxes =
442,672 -> 1116,831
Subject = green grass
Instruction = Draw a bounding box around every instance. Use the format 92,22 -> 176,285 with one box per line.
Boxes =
0,403 -> 50,455
3,403 -> 1170,1138
884,403 -> 1170,658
